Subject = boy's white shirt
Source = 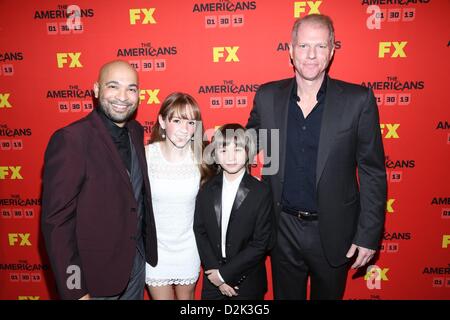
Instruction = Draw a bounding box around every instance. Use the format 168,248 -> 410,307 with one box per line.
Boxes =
217,170 -> 245,283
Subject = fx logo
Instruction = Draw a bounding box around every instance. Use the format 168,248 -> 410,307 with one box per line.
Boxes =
56,52 -> 82,68
365,265 -> 389,289
442,235 -> 450,248
0,166 -> 23,179
380,124 -> 400,139
213,47 -> 239,63
378,42 -> 407,58
294,1 -> 322,18
139,89 -> 160,104
0,93 -> 12,108
8,233 -> 31,246
129,8 -> 156,25
386,199 -> 395,213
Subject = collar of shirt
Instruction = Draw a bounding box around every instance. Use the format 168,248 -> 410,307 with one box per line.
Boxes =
222,170 -> 245,190
292,73 -> 328,103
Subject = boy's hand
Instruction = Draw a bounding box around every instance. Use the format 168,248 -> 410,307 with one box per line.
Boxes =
219,283 -> 238,297
205,269 -> 224,287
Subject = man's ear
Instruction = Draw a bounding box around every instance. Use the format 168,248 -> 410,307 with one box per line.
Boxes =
288,43 -> 294,61
93,82 -> 99,98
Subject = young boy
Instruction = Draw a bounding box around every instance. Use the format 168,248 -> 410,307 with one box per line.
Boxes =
194,123 -> 275,300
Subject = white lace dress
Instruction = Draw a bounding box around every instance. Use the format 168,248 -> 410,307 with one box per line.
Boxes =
145,142 -> 201,286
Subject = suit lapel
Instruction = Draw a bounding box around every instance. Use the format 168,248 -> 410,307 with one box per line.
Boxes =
89,110 -> 134,196
128,123 -> 150,195
316,78 -> 345,186
211,174 -> 223,231
274,78 -> 295,181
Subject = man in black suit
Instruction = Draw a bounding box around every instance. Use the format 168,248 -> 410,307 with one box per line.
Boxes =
41,60 -> 157,300
246,14 -> 387,299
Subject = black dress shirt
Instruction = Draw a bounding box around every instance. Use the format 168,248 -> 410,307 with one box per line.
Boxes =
281,75 -> 328,213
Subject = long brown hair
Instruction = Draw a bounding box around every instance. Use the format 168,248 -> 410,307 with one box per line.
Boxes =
149,92 -> 213,185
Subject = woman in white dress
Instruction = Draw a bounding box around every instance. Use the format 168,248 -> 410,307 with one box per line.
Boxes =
145,92 -> 212,300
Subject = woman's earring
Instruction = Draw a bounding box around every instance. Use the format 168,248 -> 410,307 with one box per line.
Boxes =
161,129 -> 166,139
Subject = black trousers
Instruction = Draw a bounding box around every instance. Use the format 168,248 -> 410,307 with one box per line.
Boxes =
271,212 -> 349,300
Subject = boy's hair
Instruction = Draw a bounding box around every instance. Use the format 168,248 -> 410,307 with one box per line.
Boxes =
209,123 -> 257,172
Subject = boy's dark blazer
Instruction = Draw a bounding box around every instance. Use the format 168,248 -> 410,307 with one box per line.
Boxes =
194,172 -> 274,298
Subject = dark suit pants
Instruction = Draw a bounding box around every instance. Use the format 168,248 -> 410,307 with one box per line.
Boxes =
271,212 -> 349,300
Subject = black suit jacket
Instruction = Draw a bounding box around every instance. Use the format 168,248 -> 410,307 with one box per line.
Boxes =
41,110 -> 157,299
193,172 -> 274,297
246,76 -> 387,267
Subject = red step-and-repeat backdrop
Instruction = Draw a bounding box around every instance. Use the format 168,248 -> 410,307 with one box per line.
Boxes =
0,0 -> 449,300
